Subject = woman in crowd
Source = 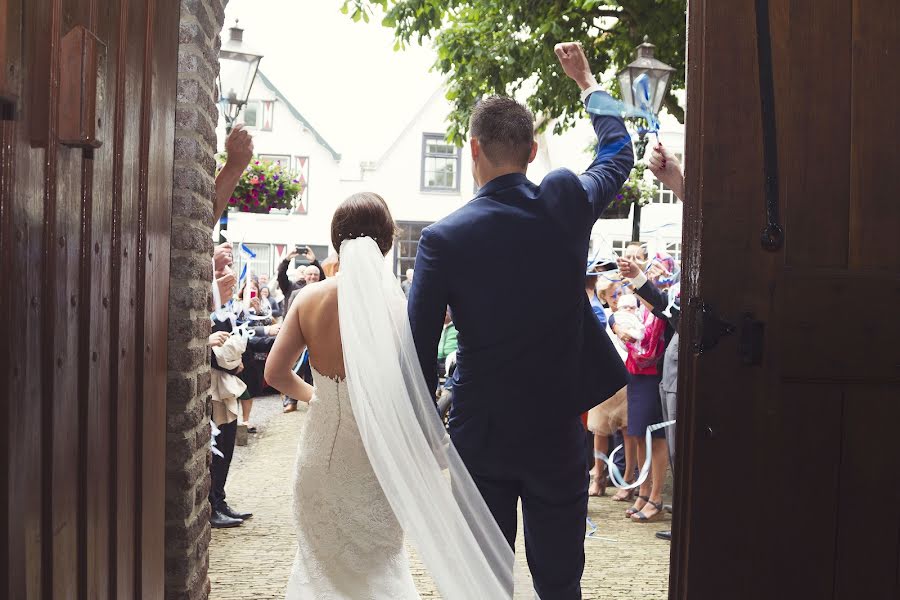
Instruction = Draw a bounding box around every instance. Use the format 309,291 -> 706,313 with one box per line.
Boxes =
260,285 -> 281,319
589,278 -> 637,500
614,246 -> 669,522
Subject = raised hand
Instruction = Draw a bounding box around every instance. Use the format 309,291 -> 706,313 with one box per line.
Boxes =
648,143 -> 685,201
224,124 -> 254,172
616,257 -> 642,280
214,242 -> 233,273
215,270 -> 237,303
208,331 -> 230,347
554,42 -> 597,91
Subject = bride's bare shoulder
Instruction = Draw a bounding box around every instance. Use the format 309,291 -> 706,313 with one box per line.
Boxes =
292,278 -> 338,311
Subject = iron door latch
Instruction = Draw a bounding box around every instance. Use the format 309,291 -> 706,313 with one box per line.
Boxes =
692,301 -> 735,354
692,301 -> 765,366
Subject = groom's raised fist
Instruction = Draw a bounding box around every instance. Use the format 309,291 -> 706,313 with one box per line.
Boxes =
554,42 -> 597,91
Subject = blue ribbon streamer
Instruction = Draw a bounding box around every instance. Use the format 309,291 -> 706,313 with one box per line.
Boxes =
240,243 -> 257,258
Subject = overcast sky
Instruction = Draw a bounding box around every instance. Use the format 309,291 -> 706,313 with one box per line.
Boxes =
222,0 -> 444,163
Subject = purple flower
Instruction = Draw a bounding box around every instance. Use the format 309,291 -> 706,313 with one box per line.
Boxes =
616,194 -> 623,200
228,197 -> 237,204
277,188 -> 285,198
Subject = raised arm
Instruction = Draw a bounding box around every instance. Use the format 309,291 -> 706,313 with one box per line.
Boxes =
555,42 -> 634,220
213,124 -> 254,223
407,227 -> 450,398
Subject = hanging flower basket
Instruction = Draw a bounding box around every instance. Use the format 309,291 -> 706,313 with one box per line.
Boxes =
216,155 -> 306,214
601,163 -> 657,219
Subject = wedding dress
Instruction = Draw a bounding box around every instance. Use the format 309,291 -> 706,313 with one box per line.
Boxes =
285,367 -> 420,599
285,237 -> 535,600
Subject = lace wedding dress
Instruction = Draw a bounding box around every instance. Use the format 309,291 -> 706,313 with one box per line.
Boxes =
285,366 -> 420,599
284,236 -> 533,600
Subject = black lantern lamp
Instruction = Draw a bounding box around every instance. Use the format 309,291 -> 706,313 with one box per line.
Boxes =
217,19 -> 262,134
216,19 -> 262,242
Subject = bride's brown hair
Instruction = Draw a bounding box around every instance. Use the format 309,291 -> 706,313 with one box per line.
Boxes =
331,192 -> 399,256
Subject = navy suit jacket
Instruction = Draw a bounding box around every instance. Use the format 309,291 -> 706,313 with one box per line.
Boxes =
408,93 -> 633,454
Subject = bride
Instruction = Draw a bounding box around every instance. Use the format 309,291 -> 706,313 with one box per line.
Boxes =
265,192 -> 528,599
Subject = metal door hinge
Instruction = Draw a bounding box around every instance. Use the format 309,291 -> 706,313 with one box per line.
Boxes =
692,301 -> 736,355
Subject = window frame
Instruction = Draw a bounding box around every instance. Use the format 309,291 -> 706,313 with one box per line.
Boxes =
393,221 -> 433,276
240,100 -> 262,129
420,133 -> 461,193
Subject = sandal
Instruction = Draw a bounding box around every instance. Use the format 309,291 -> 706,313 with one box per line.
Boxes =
245,423 -> 257,433
611,486 -> 636,502
588,469 -> 607,497
631,499 -> 665,523
625,495 -> 649,518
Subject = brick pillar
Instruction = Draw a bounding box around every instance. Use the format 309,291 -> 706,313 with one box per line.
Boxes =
166,1 -> 227,599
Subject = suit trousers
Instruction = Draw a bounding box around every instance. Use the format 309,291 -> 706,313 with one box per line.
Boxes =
209,420 -> 237,511
458,419 -> 589,600
659,384 -> 677,470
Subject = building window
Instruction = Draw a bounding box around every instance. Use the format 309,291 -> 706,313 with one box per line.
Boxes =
233,243 -> 274,284
665,242 -> 682,263
240,100 -> 261,128
652,152 -> 683,204
394,221 -> 433,276
421,134 -> 460,192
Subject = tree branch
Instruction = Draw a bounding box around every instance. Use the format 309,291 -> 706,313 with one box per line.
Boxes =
664,92 -> 685,124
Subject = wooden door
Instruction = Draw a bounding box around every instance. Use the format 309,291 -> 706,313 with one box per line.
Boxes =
1,0 -> 180,598
673,1 -> 900,598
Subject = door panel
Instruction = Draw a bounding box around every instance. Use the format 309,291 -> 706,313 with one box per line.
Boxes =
1,0 -> 181,598
676,1 -> 900,599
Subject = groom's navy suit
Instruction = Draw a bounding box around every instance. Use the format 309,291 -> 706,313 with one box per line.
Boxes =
409,92 -> 632,599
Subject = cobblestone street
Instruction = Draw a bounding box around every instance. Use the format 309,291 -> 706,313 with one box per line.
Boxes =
209,396 -> 672,599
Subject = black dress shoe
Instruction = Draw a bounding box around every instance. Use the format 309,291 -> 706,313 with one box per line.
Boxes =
655,530 -> 672,541
220,503 -> 253,520
210,510 -> 243,529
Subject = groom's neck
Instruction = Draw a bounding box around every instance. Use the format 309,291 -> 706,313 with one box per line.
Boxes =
477,165 -> 527,188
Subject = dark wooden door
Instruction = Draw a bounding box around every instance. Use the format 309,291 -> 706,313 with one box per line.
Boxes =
673,1 -> 900,598
1,0 -> 180,598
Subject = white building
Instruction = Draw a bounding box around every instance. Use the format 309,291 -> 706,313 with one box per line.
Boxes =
217,70 -> 684,282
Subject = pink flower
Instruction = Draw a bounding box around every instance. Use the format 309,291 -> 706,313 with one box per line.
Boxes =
249,176 -> 259,185
241,205 -> 249,212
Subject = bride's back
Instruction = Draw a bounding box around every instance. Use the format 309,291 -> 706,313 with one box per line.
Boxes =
291,279 -> 345,379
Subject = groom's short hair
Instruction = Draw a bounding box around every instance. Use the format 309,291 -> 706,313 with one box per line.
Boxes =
470,96 -> 534,168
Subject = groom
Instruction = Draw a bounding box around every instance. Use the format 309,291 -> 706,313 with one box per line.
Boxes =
408,42 -> 633,598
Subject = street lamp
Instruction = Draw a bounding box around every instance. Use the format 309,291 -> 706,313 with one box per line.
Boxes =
617,37 -> 675,242
216,19 -> 263,242
217,19 -> 262,134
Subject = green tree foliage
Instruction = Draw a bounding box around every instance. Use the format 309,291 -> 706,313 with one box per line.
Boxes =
342,0 -> 686,144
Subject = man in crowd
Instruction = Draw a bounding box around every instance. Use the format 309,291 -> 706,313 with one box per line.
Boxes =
401,268 -> 414,297
276,246 -> 326,313
207,124 -> 254,528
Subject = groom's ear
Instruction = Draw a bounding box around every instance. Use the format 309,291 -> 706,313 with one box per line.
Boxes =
469,137 -> 480,161
527,141 -> 538,164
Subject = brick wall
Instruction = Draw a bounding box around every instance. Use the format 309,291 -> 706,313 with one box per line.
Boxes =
166,1 -> 227,599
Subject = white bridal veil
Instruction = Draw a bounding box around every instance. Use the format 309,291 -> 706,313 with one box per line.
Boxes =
338,237 -> 534,599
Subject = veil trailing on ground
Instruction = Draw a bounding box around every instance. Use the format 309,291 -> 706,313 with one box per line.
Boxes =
338,236 -> 534,599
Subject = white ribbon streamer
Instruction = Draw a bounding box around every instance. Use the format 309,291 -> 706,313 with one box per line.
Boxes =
594,420 -> 676,490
